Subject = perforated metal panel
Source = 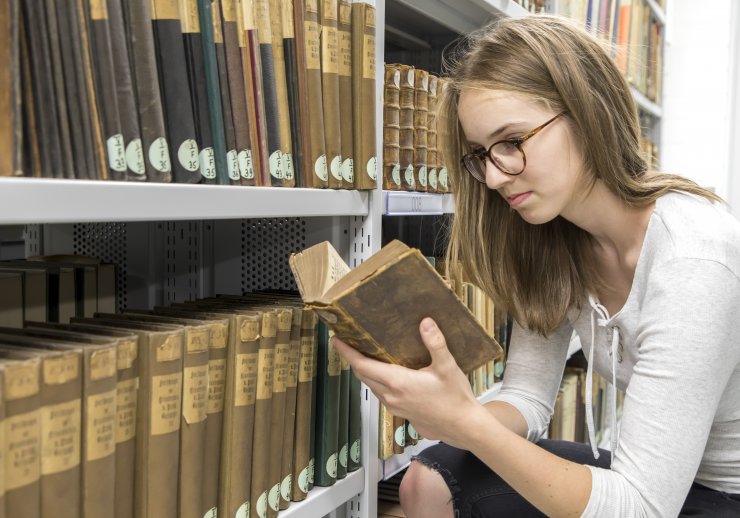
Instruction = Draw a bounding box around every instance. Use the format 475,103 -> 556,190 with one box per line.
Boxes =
241,218 -> 307,292
72,223 -> 129,312
24,224 -> 42,257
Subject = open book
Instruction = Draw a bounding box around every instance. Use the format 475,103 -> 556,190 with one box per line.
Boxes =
289,240 -> 502,373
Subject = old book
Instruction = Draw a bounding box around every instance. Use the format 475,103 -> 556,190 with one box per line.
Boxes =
0,0 -> 22,177
279,305 -> 302,509
210,0 -> 241,185
392,414 -> 405,454
0,273 -> 23,327
426,75 -> 439,193
72,317 -> 183,518
88,0 -> 127,180
282,0 -> 304,186
0,355 -> 42,517
220,0 -> 257,185
19,22 -> 41,177
378,402 -> 394,460
269,0 -> 296,187
398,65 -> 415,191
436,78 -> 450,193
298,0 -> 329,188
350,0 -> 377,190
0,261 -> 76,323
313,322 -> 340,486
124,0 -> 172,182
308,320 -> 318,491
337,0 -> 354,188
347,367 -> 361,471
151,0 -> 202,183
383,64 -> 401,190
24,259 -> 97,319
0,267 -> 48,323
320,0 -> 343,189
336,355 -> 350,478
290,240 -> 502,372
291,308 -> 317,501
413,69 -> 429,192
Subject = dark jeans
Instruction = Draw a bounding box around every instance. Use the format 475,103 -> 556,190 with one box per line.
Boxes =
411,440 -> 740,517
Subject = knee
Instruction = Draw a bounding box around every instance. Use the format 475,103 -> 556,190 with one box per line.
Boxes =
399,460 -> 453,518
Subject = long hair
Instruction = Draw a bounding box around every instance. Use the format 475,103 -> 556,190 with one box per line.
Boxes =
441,15 -> 720,335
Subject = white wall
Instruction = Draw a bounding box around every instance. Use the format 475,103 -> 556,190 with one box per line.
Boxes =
727,0 -> 740,217
660,0 -> 735,204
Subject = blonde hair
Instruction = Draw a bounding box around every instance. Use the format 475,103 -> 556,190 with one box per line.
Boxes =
441,15 -> 721,335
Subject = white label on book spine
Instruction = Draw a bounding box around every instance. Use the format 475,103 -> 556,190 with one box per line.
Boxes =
339,443 -> 348,468
227,150 -> 240,180
428,168 -> 438,190
203,507 -> 217,518
149,137 -> 171,173
283,152 -> 295,180
366,156 -> 377,180
439,167 -> 448,189
350,439 -> 361,463
407,422 -> 419,440
394,425 -> 406,447
239,149 -> 255,179
200,147 -> 217,179
298,466 -> 309,493
107,134 -> 127,172
418,165 -> 427,187
269,150 -> 284,180
329,155 -> 342,180
178,139 -> 200,172
341,158 -> 353,183
308,458 -> 315,483
280,474 -> 292,501
314,154 -> 328,181
392,164 -> 401,186
268,483 -> 281,511
125,138 -> 146,175
404,164 -> 414,186
256,491 -> 268,518
236,501 -> 249,518
326,452 -> 338,478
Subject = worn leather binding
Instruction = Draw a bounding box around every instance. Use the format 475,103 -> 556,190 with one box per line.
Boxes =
347,368 -> 362,472
270,0 -> 296,187
320,0 -> 343,189
350,1 -> 377,190
337,0 -> 354,188
124,0 -> 172,183
413,69 -> 429,192
336,356 -> 350,478
313,322 -> 341,487
282,0 -> 304,186
107,0 -> 147,180
300,0 -> 329,188
211,0 -> 241,185
220,0 -> 255,185
89,0 -> 126,180
151,0 -> 201,183
0,0 -> 22,176
436,78 -> 450,193
426,75 -> 439,193
398,65 -> 415,191
199,0 -> 231,184
382,64 -> 402,190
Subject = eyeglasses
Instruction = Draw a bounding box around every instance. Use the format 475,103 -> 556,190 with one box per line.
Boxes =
460,112 -> 567,183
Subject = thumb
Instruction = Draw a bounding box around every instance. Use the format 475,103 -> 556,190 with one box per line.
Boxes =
420,318 -> 455,369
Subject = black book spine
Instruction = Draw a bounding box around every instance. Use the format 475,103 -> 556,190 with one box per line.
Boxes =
283,37 -> 303,187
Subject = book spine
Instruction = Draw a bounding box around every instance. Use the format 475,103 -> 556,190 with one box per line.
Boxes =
115,338 -> 139,518
320,0 -> 343,189
398,64 -> 415,191
426,75 -> 438,192
437,78 -> 449,192
282,0 -> 304,187
308,322 -> 318,491
336,356 -> 350,479
1,0 -> 22,177
124,0 -> 172,182
347,367 -> 361,471
392,414 -> 405,454
278,309 -> 302,509
313,323 -> 341,487
350,0 -> 376,190
202,321 -> 227,517
413,69 -> 429,192
337,0 -> 354,188
19,19 -> 42,178
383,64 -> 401,190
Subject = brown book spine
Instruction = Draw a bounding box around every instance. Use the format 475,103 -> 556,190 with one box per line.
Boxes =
413,69 -> 429,192
300,0 -> 329,187
392,414 -> 405,454
337,0 -> 354,188
320,0 -> 342,189
350,1 -> 377,190
437,78 -> 450,192
278,307 -> 302,510
115,337 -> 139,518
382,64 -> 401,190
0,0 -> 22,177
0,368 -> 4,517
398,65 -> 415,191
291,309 -> 317,501
250,311 -> 277,518
220,0 -> 256,185
19,24 -> 41,178
203,320 -> 228,517
426,75 -> 439,193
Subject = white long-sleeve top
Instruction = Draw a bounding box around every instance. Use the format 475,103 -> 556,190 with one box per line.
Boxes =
491,191 -> 740,517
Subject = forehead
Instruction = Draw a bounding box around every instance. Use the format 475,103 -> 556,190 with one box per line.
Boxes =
458,88 -> 545,124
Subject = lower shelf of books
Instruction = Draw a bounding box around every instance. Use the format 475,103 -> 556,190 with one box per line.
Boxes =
281,467 -> 365,518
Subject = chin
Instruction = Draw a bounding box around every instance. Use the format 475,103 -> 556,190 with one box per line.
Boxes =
517,208 -> 559,225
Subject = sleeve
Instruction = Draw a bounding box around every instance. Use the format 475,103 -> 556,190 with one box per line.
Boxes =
581,258 -> 740,518
491,317 -> 572,442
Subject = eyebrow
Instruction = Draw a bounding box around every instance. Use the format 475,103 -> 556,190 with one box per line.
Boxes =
467,121 -> 528,147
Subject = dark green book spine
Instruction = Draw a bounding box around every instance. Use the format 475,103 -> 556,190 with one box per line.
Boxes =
347,368 -> 362,472
336,358 -> 350,479
313,322 -> 341,487
308,321 -> 318,491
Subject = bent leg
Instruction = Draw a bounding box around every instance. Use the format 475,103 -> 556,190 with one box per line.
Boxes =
399,460 -> 455,518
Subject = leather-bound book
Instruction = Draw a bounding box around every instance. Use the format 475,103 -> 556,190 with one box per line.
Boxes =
398,65 -> 415,191
382,64 -> 401,190
313,323 -> 340,487
426,75 -> 439,193
320,0 -> 343,189
210,0 -> 241,184
347,367 -> 361,472
0,0 -> 23,177
436,78 -> 450,193
88,0 -> 127,180
413,69 -> 429,192
282,0 -> 304,186
392,414 -> 405,454
378,402 -> 394,460
337,0 -> 354,188
290,240 -> 503,373
124,0 -> 172,182
220,0 -> 256,185
336,355 -> 350,478
151,0 -> 201,183
350,0 -> 377,190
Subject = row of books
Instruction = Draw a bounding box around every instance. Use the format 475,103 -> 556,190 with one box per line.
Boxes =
640,135 -> 660,170
382,64 -> 450,193
0,0 -> 377,190
0,258 -> 362,518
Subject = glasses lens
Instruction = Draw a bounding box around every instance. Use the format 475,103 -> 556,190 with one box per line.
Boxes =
490,141 -> 524,175
462,154 -> 486,183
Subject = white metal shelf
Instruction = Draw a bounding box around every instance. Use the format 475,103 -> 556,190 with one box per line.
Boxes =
281,468 -> 365,518
630,86 -> 663,118
387,0 -> 529,35
0,178 -> 369,224
384,191 -> 455,215
378,381 -> 502,481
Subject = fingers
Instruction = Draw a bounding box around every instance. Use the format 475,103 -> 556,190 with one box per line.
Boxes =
419,318 -> 456,370
331,336 -> 406,387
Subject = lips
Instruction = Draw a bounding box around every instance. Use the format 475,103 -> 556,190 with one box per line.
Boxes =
506,191 -> 532,208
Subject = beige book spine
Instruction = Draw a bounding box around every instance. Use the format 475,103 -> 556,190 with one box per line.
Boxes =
203,321 -> 228,517
413,69 -> 429,192
378,402 -> 394,460
398,65 -> 415,191
115,337 -> 139,518
320,0 -> 342,189
383,64 -> 401,190
279,308 -> 303,510
426,75 -> 439,193
337,0 -> 354,188
291,309 -> 317,501
436,78 -> 450,193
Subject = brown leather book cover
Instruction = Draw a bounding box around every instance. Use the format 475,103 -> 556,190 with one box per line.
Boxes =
0,356 -> 42,518
291,308 -> 317,501
124,0 -> 172,182
220,0 -> 256,185
383,64 -> 401,190
0,0 -> 22,177
392,413 -> 405,454
320,0 -> 343,189
426,75 -> 439,193
350,1 -> 377,190
299,0 -> 329,188
378,402 -> 394,460
398,65 -> 415,191
269,0 -> 296,187
290,240 -> 502,373
337,0 -> 354,188
413,69 -> 429,192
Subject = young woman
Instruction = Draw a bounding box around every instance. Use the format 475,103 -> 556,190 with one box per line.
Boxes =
332,15 -> 740,518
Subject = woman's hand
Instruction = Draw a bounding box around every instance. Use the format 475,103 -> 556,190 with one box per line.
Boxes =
332,317 -> 489,449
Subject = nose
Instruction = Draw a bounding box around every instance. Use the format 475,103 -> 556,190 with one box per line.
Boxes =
484,159 -> 515,190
